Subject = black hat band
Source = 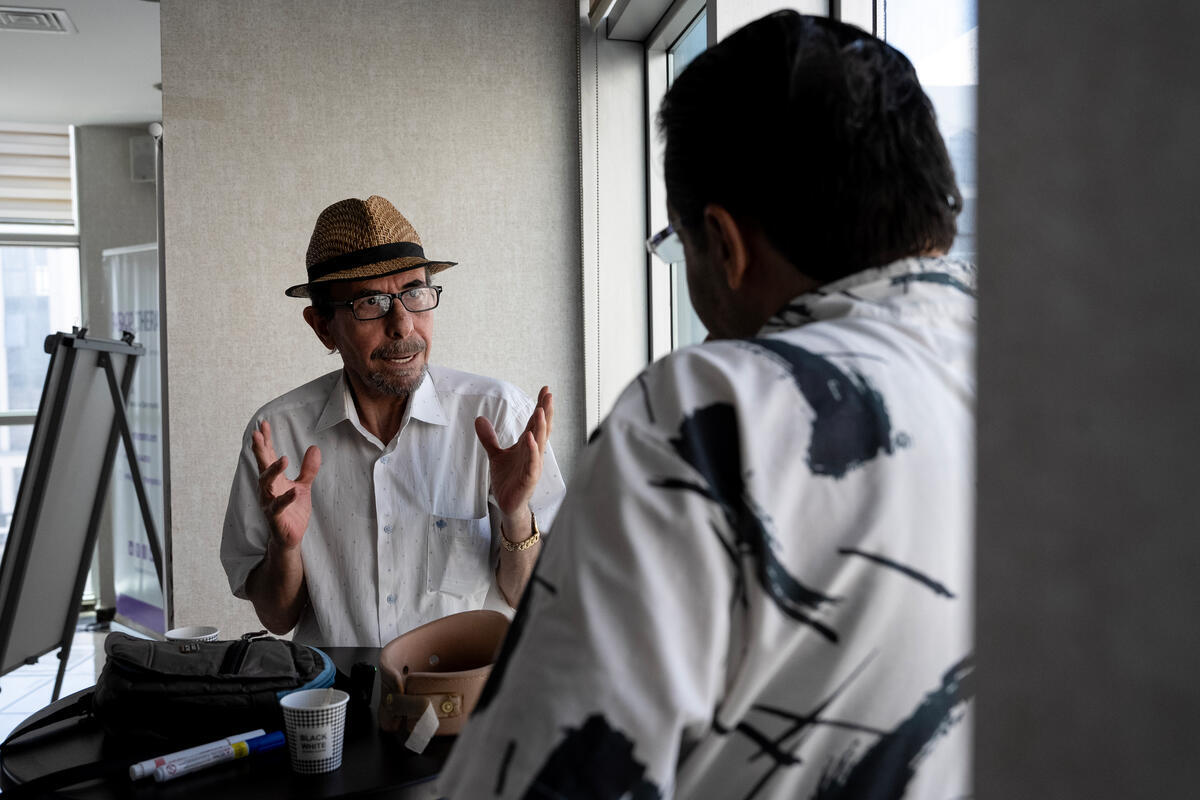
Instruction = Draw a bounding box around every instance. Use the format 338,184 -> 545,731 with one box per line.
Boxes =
309,241 -> 428,282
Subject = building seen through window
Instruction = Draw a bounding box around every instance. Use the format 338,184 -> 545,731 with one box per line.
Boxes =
885,0 -> 978,261
0,246 -> 81,552
0,121 -> 82,556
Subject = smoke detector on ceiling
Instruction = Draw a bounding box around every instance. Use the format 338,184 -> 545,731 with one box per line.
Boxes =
0,6 -> 76,34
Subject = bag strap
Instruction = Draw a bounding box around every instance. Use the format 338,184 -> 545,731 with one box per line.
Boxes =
0,759 -> 127,798
0,690 -> 93,749
0,692 -> 123,798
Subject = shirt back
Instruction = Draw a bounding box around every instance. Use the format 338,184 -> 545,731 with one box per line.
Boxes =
440,257 -> 976,799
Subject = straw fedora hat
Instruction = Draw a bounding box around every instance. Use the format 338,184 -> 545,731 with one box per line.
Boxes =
285,195 -> 456,298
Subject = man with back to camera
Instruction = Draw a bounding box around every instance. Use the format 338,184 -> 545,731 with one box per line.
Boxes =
441,12 -> 973,799
219,195 -> 565,647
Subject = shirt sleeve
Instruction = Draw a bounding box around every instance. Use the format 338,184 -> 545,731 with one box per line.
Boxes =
218,419 -> 270,599
438,413 -> 734,799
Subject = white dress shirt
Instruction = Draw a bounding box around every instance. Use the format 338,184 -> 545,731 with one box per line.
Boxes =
220,365 -> 565,647
440,257 -> 975,799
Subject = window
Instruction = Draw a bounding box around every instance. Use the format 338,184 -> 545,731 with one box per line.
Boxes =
0,245 -> 82,551
642,1 -> 976,366
668,8 -> 707,80
0,122 -> 81,557
0,123 -> 75,234
664,10 -> 710,351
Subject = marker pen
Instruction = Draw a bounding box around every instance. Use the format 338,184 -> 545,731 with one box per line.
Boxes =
130,729 -> 266,780
152,731 -> 286,783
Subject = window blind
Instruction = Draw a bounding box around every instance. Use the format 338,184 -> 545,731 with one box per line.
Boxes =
0,122 -> 73,226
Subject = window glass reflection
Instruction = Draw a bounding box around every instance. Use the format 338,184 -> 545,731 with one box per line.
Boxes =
0,245 -> 81,554
667,10 -> 710,349
885,0 -> 978,260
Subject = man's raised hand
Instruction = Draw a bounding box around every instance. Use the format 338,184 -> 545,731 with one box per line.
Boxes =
252,420 -> 322,550
474,386 -> 553,519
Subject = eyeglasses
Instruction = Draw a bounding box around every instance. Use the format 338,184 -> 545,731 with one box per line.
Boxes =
646,223 -> 686,264
337,285 -> 443,320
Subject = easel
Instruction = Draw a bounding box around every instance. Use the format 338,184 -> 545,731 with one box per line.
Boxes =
0,330 -> 163,701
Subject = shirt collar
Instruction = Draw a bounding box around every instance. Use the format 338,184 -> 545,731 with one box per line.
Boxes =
407,369 -> 449,427
314,368 -> 449,435
758,255 -> 976,335
314,371 -> 352,433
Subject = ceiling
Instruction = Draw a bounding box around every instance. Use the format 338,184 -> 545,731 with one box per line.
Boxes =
0,0 -> 161,126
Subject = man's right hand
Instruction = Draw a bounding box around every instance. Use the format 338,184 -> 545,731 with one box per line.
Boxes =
252,420 -> 322,551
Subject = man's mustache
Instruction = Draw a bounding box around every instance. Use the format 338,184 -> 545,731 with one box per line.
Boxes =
371,339 -> 426,360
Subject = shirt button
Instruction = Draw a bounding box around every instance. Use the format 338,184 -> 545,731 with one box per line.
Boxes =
380,456 -> 390,465
383,524 -> 393,534
386,594 -> 396,605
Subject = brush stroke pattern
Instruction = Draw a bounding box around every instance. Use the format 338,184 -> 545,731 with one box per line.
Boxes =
813,656 -> 974,800
653,403 -> 840,642
522,715 -> 662,800
749,339 -> 895,479
837,547 -> 956,598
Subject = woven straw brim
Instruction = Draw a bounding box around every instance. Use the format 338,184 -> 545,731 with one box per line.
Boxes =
285,256 -> 455,298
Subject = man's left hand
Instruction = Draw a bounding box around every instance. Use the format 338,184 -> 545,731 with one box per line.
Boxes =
474,385 -> 553,525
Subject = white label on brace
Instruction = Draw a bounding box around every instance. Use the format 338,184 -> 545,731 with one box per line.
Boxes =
404,701 -> 439,754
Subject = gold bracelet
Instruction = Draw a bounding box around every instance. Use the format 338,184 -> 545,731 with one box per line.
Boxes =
501,511 -> 540,552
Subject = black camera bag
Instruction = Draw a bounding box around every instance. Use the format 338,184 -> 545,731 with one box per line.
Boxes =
90,632 -> 335,742
0,632 -> 335,796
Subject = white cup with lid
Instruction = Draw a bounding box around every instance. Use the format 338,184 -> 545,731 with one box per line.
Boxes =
164,625 -> 220,642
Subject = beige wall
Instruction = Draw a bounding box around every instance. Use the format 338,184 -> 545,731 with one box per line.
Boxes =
160,0 -> 582,635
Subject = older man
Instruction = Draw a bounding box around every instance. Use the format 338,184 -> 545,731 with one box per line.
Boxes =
442,12 -> 973,799
220,196 -> 564,647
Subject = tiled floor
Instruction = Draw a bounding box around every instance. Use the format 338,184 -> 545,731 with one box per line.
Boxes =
0,619 -> 145,744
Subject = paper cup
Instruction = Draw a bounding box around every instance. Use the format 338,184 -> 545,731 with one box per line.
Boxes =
280,688 -> 350,774
164,625 -> 220,641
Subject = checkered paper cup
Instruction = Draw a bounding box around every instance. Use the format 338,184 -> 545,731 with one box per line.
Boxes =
279,688 -> 350,774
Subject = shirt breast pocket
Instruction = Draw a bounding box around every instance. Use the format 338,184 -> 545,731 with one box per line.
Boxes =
425,513 -> 492,599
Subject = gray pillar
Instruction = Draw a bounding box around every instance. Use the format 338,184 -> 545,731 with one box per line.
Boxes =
977,1 -> 1200,796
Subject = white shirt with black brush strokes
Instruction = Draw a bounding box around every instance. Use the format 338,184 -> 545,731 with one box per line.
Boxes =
440,256 -> 976,800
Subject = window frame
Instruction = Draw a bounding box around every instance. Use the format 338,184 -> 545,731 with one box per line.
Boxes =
644,0 -> 706,360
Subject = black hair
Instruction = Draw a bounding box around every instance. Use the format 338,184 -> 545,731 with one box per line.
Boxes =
658,11 -> 961,282
308,282 -> 336,319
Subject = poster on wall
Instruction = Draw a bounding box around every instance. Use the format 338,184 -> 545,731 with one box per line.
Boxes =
103,243 -> 165,634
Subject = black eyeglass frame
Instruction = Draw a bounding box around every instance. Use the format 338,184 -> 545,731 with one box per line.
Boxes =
335,285 -> 444,320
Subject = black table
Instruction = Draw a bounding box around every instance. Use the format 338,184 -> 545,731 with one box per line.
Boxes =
0,647 -> 449,798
